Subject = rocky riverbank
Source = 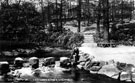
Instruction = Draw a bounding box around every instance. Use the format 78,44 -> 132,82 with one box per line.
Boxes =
78,51 -> 135,82
78,26 -> 135,82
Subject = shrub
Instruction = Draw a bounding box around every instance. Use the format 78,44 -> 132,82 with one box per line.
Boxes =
66,33 -> 84,48
47,31 -> 84,49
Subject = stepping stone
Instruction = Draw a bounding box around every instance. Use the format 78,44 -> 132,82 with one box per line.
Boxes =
60,57 -> 71,68
14,57 -> 24,69
42,57 -> 55,66
0,61 -> 10,75
29,57 -> 39,69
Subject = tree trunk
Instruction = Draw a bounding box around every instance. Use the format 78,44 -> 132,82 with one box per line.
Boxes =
110,0 -> 115,37
130,0 -> 134,21
56,0 -> 58,31
47,1 -> 50,24
77,0 -> 81,32
103,0 -> 109,42
86,0 -> 90,26
60,0 -> 63,32
41,0 -> 45,28
97,0 -> 101,38
121,0 -> 123,24
133,0 -> 135,20
6,0 -> 9,5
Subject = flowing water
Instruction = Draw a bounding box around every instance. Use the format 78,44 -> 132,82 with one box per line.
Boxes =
0,58 -> 132,83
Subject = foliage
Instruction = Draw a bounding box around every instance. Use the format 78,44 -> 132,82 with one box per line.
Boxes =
0,2 -> 42,42
47,31 -> 84,49
43,0 -> 68,23
96,0 -> 134,43
103,0 -> 133,19
113,23 -> 135,42
0,1 -> 84,49
97,0 -> 134,21
94,23 -> 135,46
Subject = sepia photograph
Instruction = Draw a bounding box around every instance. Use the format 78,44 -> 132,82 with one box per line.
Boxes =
0,0 -> 135,83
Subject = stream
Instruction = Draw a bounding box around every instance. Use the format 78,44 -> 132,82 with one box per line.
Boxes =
0,57 -> 131,83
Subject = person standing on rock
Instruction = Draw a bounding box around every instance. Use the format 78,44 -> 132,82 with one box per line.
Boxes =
71,46 -> 80,67
70,46 -> 80,81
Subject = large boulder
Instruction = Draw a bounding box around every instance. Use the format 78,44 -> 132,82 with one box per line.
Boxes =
29,57 -> 39,69
14,57 -> 24,69
42,57 -> 55,66
98,64 -> 120,78
60,57 -> 71,68
84,60 -> 106,73
0,61 -> 10,75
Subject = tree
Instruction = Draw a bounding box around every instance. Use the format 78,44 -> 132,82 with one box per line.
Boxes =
0,2 -> 42,42
43,0 -> 68,32
101,0 -> 110,42
96,0 -> 101,38
40,0 -> 46,28
5,0 -> 9,5
96,0 -> 134,42
77,0 -> 82,32
81,0 -> 96,25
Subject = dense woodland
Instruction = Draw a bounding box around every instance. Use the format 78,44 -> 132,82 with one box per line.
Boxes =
0,0 -> 135,49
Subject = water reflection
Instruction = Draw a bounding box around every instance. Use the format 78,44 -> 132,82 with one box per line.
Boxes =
72,67 -> 80,81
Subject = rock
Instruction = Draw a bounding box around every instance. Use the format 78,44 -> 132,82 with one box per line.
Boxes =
30,49 -> 36,54
82,53 -> 90,59
98,62 -> 135,82
33,68 -> 41,77
84,60 -> 103,73
120,68 -> 135,82
14,57 -> 24,69
77,64 -> 83,69
2,51 -> 13,56
79,55 -> 87,62
106,59 -> 115,65
62,68 -> 72,74
25,49 -> 31,54
42,57 -> 55,66
78,62 -> 86,69
98,64 -> 120,78
60,57 -> 71,68
90,66 -> 102,73
120,72 -> 131,81
12,50 -> 19,56
0,61 -> 10,75
23,63 -> 30,68
116,62 -> 134,72
132,73 -> 135,82
29,57 -> 39,69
